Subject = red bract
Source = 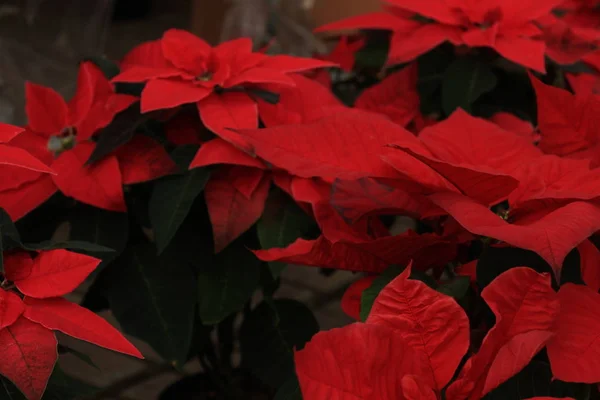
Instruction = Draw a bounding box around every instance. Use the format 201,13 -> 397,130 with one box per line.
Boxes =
0,249 -> 142,400
354,63 -> 420,127
316,0 -> 564,71
447,267 -> 558,399
112,29 -> 334,151
295,264 -> 469,399
1,61 -> 175,219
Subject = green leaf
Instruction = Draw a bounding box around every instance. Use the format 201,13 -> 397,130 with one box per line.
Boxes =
360,265 -> 403,321
23,240 -> 115,253
437,275 -> 471,299
241,299 -> 319,388
102,243 -> 197,366
149,167 -> 210,254
484,360 -> 591,400
83,56 -> 120,79
360,266 -> 436,321
86,102 -> 149,165
257,189 -> 316,278
0,209 -> 21,272
57,344 -> 100,371
197,240 -> 261,325
441,56 -> 498,116
274,376 -> 302,400
68,206 -> 129,264
0,366 -> 97,400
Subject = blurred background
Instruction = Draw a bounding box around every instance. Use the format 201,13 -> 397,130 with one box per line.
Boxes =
0,0 -> 380,124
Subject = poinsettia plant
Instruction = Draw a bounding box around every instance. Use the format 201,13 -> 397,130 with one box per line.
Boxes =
4,0 -> 600,397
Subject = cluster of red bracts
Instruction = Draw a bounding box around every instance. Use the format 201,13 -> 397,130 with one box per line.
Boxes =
2,0 -> 600,397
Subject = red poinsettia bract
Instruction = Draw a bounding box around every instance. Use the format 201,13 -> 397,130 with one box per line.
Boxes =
113,29 -> 334,152
0,249 -> 142,400
0,61 -> 175,220
316,0 -> 566,71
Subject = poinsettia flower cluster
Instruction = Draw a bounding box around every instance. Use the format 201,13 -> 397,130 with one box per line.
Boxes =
316,0 -> 600,71
0,249 -> 141,400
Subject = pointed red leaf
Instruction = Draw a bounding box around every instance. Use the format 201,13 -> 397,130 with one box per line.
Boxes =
240,109 -> 422,180
0,123 -> 24,143
5,249 -> 100,299
294,323 -> 432,400
257,55 -> 336,73
489,112 -> 538,143
493,35 -> 546,73
315,12 -> 412,33
385,0 -> 459,25
0,290 -> 24,330
547,283 -> 600,383
67,61 -> 96,128
205,169 -> 270,252
428,191 -> 600,272
530,73 -> 600,162
0,175 -> 57,221
25,82 -> 68,136
161,29 -> 211,76
140,78 -> 211,113
355,64 -> 420,127
225,68 -> 295,88
51,143 -> 126,212
23,297 -> 143,359
198,92 -> 257,152
0,144 -> 54,174
190,138 -> 266,169
447,267 -> 559,399
341,276 -> 377,320
577,240 -> 600,291
388,24 -> 459,65
368,266 -> 470,389
253,230 -> 456,273
119,39 -> 173,71
0,317 -> 57,400
116,135 -> 177,185
401,375 -> 438,400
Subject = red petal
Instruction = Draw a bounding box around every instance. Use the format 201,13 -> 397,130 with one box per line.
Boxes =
205,169 -> 270,252
315,12 -> 411,33
257,74 -> 344,127
0,175 -> 57,221
489,112 -> 538,143
493,35 -> 546,72
547,284 -> 600,383
190,138 -> 266,169
119,39 -> 172,70
51,143 -> 126,212
67,62 -> 96,128
0,290 -> 25,330
385,0 -> 459,25
23,297 -> 143,358
530,73 -> 600,161
161,28 -> 211,76
198,92 -> 257,151
25,82 -> 68,136
116,135 -> 177,185
257,55 -> 336,73
228,167 -> 266,199
401,375 -> 438,400
112,66 -> 183,83
0,317 -> 57,400
0,144 -> 54,174
0,123 -> 24,143
213,38 -> 253,63
355,64 -> 420,127
294,323 -> 432,399
77,93 -> 138,141
253,230 -> 456,273
6,249 -> 100,298
388,24 -> 457,65
140,78 -> 211,113
4,252 -> 34,281
367,265 -> 470,389
240,109 -> 417,180
225,68 -> 295,88
578,240 -> 600,291
447,267 -> 558,398
341,276 -> 377,321
429,192 -> 600,271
